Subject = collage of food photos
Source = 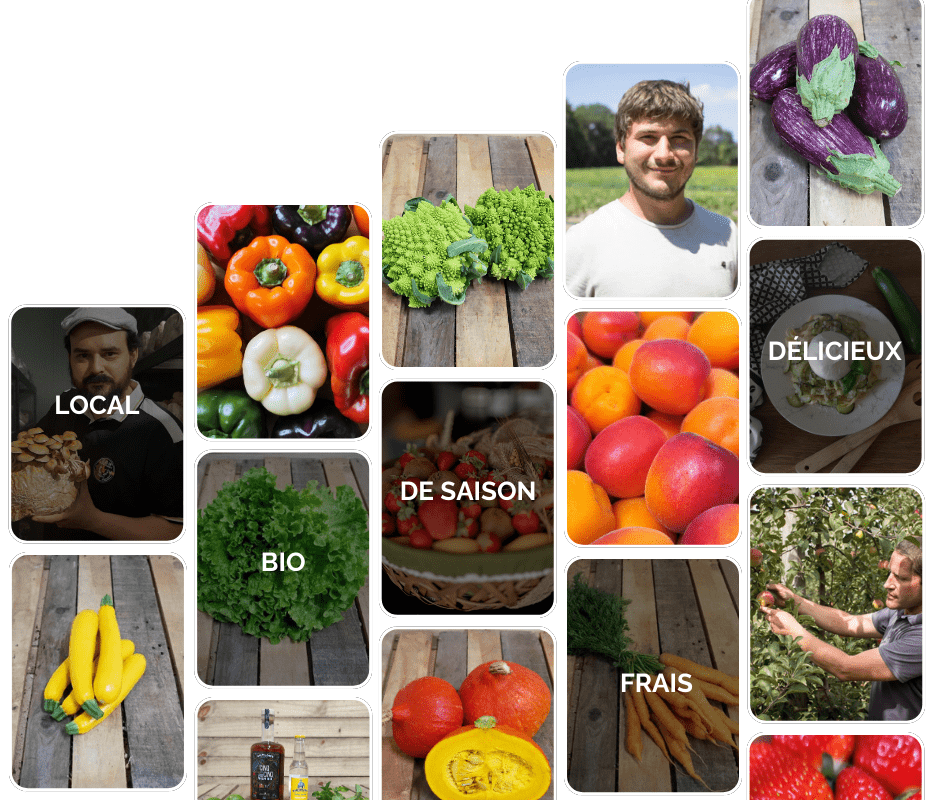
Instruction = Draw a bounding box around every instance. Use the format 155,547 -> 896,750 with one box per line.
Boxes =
5,1 -> 926,799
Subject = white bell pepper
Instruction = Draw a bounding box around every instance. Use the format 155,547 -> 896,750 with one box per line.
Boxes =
243,326 -> 327,415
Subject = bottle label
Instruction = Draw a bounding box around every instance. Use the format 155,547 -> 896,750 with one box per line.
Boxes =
251,751 -> 283,799
290,776 -> 309,800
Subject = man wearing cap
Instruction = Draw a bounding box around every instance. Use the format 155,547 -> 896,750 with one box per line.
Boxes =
31,307 -> 183,541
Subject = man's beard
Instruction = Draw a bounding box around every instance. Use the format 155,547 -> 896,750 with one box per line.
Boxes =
75,373 -> 130,403
624,162 -> 690,202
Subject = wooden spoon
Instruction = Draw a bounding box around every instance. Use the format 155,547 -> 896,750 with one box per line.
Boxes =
796,379 -> 922,473
830,359 -> 922,472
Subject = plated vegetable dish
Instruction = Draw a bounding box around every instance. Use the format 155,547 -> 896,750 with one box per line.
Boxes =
784,313 -> 882,413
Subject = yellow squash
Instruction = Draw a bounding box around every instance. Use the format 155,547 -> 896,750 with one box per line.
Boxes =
57,639 -> 135,720
93,595 -> 123,704
68,609 -> 102,719
65,653 -> 147,735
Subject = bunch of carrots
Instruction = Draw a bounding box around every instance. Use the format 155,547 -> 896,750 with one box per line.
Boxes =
622,653 -> 739,789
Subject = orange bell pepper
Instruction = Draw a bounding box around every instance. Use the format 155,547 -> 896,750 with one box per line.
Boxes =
225,235 -> 317,328
197,306 -> 243,390
316,235 -> 369,308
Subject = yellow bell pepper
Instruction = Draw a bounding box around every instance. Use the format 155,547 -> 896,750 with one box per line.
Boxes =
198,306 -> 243,390
315,235 -> 369,307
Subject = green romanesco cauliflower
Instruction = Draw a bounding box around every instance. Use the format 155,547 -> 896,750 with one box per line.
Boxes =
464,184 -> 555,289
382,198 -> 487,307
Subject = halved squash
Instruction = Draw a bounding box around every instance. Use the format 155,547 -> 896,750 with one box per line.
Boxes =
425,716 -> 551,800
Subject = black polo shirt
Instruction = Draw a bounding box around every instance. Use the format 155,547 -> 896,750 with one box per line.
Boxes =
36,383 -> 183,535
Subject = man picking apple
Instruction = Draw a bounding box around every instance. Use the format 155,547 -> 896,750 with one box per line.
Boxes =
760,539 -> 921,721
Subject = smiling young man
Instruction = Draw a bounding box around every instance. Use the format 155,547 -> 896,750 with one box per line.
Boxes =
566,80 -> 737,297
760,539 -> 922,720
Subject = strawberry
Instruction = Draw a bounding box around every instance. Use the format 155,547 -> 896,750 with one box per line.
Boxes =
417,498 -> 458,540
512,509 -> 541,535
456,512 -> 478,539
749,740 -> 833,800
834,767 -> 892,800
398,452 -> 415,469
476,531 -> 501,553
852,736 -> 921,796
384,484 -> 407,514
454,450 -> 486,480
381,512 -> 396,536
499,493 -> 516,513
772,735 -> 855,772
408,528 -> 433,549
460,501 -> 482,519
396,505 -> 422,536
435,450 -> 456,471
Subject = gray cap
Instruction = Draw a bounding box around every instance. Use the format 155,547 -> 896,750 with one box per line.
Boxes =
61,307 -> 138,336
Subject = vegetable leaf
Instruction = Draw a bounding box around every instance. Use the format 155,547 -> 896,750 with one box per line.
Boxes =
197,467 -> 368,644
567,574 -> 663,674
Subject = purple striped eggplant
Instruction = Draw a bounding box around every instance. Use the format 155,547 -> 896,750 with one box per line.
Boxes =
796,14 -> 859,126
770,88 -> 901,196
848,41 -> 908,140
750,41 -> 797,101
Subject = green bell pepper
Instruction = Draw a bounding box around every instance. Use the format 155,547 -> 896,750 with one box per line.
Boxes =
197,389 -> 264,438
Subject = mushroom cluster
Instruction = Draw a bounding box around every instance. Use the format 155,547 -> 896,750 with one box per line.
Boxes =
12,428 -> 90,521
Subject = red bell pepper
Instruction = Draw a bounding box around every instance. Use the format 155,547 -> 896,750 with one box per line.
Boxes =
197,205 -> 272,263
325,312 -> 369,424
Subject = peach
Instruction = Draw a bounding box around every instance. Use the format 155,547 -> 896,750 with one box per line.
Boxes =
644,432 -> 739,533
629,339 -> 711,415
679,503 -> 740,544
584,415 -> 666,499
567,405 -> 591,470
591,527 -> 675,545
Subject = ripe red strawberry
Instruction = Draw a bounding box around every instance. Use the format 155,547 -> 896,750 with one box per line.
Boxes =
456,512 -> 478,539
749,740 -> 833,800
772,735 -> 855,771
396,506 -> 421,536
417,498 -> 458,540
834,767 -> 892,800
852,735 -> 921,796
464,449 -> 487,467
408,528 -> 432,549
477,531 -> 501,553
381,512 -> 396,536
398,451 -> 415,469
512,510 -> 541,535
435,450 -> 456,471
384,485 -> 407,514
460,501 -> 482,519
454,461 -> 477,480
499,493 -> 516,513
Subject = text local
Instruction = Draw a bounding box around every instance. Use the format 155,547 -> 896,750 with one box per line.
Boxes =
401,480 -> 535,502
56,395 -> 140,415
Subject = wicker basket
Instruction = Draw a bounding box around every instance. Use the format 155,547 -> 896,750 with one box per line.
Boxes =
382,540 -> 553,611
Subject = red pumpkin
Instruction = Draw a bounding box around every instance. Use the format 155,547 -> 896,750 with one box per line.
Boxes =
390,676 -> 463,758
459,660 -> 551,737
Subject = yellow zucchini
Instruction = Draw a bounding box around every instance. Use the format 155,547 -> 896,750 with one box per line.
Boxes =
93,595 -> 123,704
68,608 -> 102,719
65,653 -> 146,735
55,640 -> 135,721
43,657 -> 71,715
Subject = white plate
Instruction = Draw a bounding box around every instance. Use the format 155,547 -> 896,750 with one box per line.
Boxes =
760,296 -> 906,436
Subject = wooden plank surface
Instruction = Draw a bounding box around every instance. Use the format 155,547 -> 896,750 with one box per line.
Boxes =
383,629 -> 553,800
198,456 -> 369,686
15,554 -> 184,789
197,699 -> 370,796
749,0 -> 920,226
567,559 -> 739,793
382,134 -> 554,367
11,556 -> 44,763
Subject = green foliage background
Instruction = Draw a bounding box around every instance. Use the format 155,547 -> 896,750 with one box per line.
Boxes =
749,487 -> 922,721
566,165 -> 738,222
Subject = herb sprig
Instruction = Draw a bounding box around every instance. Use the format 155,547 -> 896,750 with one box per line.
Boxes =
567,574 -> 663,674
